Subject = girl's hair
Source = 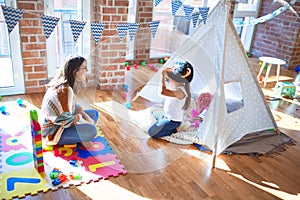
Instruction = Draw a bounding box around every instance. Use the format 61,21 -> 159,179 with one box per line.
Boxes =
166,61 -> 194,110
47,55 -> 86,93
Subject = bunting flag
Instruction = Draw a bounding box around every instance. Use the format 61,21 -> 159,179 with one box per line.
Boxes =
154,0 -> 163,7
149,21 -> 160,38
183,5 -> 194,20
40,14 -> 60,39
128,23 -> 140,41
191,12 -> 200,28
91,22 -> 105,44
116,24 -> 129,42
69,19 -> 86,42
198,7 -> 209,24
1,5 -> 24,34
171,2 -> 182,16
234,5 -> 288,26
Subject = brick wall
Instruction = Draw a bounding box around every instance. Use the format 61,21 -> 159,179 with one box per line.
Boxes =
94,0 -> 129,90
251,0 -> 300,69
16,0 -> 129,93
17,0 -> 47,93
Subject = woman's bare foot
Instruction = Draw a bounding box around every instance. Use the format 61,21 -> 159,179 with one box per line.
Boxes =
81,141 -> 93,149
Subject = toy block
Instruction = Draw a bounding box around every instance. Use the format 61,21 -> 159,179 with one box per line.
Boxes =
30,110 -> 45,174
275,82 -> 296,98
43,145 -> 53,151
64,144 -> 77,148
52,179 -> 61,186
58,174 -> 68,183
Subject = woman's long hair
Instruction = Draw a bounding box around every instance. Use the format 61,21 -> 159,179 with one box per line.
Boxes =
47,55 -> 86,94
166,61 -> 194,110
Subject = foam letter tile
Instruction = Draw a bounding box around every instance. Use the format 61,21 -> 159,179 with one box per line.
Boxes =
2,149 -> 34,174
1,133 -> 27,152
81,153 -> 126,179
76,136 -> 114,159
0,135 -> 3,197
1,168 -> 49,199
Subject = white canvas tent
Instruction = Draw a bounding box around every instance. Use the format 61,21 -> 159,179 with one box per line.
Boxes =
137,1 -> 278,159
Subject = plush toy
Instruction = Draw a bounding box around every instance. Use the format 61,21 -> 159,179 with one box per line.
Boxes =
196,92 -> 212,114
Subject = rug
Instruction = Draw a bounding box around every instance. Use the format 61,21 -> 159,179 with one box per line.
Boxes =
0,100 -> 126,199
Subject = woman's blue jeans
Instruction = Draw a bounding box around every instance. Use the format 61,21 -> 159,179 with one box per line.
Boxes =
57,109 -> 98,145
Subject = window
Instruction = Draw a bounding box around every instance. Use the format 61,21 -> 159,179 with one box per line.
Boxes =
44,0 -> 90,77
224,82 -> 244,113
126,0 -> 137,60
0,0 -> 25,95
233,0 -> 261,52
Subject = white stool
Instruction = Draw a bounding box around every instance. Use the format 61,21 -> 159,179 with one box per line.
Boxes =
257,56 -> 286,88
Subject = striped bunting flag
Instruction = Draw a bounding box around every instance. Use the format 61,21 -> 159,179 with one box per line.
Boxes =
116,24 -> 129,42
183,5 -> 194,20
198,7 -> 210,24
40,14 -> 60,39
149,21 -> 160,38
171,2 -> 181,16
191,12 -> 200,28
128,23 -> 140,41
69,20 -> 86,42
1,5 -> 24,34
91,23 -> 105,44
154,0 -> 163,7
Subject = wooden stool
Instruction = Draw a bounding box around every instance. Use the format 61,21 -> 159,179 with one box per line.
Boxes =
257,56 -> 286,88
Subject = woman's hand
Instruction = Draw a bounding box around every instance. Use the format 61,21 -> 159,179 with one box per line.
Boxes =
74,114 -> 82,124
81,111 -> 95,125
75,106 -> 84,114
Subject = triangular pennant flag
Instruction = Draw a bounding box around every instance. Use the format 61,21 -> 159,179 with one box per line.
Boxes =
69,19 -> 86,42
191,12 -> 200,28
149,21 -> 160,38
128,23 -> 140,41
1,5 -> 24,34
116,23 -> 129,42
183,5 -> 194,20
198,7 -> 210,24
40,14 -> 60,39
171,2 -> 182,16
91,22 -> 105,44
154,0 -> 163,7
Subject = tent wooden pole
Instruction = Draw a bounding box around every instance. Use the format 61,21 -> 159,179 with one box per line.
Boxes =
212,155 -> 217,168
132,91 -> 139,102
212,0 -> 230,169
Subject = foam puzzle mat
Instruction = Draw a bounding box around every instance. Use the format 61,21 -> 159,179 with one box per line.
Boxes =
0,100 -> 126,199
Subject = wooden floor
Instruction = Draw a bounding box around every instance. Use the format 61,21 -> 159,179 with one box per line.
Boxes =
2,59 -> 300,200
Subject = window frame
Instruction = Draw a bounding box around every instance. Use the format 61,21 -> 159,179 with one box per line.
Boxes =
233,0 -> 261,52
44,0 -> 91,78
126,0 -> 137,60
0,0 -> 25,95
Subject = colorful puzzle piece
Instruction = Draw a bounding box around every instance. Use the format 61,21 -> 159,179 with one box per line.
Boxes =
1,168 -> 49,199
0,101 -> 127,199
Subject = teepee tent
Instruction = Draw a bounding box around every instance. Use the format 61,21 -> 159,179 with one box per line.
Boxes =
137,1 -> 278,160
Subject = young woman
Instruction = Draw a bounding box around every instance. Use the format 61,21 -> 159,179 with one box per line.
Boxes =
41,55 -> 98,148
148,61 -> 194,138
